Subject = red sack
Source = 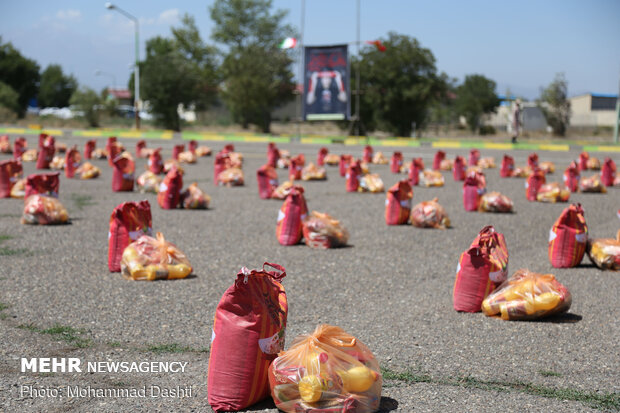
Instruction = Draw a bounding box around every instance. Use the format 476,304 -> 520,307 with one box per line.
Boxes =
257,164 -> 279,199
0,159 -> 22,198
346,160 -> 363,192
527,153 -> 539,169
601,157 -> 616,187
84,140 -> 96,160
468,149 -> 480,166
453,156 -> 466,181
187,140 -> 197,154
25,172 -> 60,198
288,155 -> 304,181
135,140 -> 146,158
224,143 -> 235,152
433,150 -> 446,171
563,161 -> 580,192
339,154 -> 352,177
214,152 -> 231,185
390,151 -> 403,173
548,203 -> 588,268
578,152 -> 589,171
112,155 -> 135,192
408,158 -> 423,186
148,148 -> 164,174
106,137 -> 118,167
385,180 -> 413,225
157,166 -> 183,209
267,143 -> 280,168
317,147 -> 328,166
526,168 -> 545,201
108,200 -> 153,272
208,263 -> 287,412
453,226 -> 509,312
276,187 -> 308,245
14,137 -> 27,160
64,145 -> 81,178
0,135 -> 9,153
38,133 -> 47,149
363,145 -> 373,163
172,144 -> 185,160
36,136 -> 55,169
500,155 -> 514,178
463,172 -> 486,211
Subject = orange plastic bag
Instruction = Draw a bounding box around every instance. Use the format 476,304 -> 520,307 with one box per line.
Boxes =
268,325 -> 382,413
120,232 -> 192,281
76,162 -> 100,180
419,169 -> 445,187
181,182 -> 211,209
579,175 -> 606,193
302,163 -> 327,181
136,171 -> 162,193
302,211 -> 349,249
481,269 -> 571,320
536,182 -> 570,203
587,230 -> 620,271
21,195 -> 69,225
410,198 -> 450,229
359,174 -> 384,193
479,192 -> 513,213
217,167 -> 244,186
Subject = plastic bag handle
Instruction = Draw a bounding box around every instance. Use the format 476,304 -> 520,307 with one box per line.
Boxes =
263,262 -> 286,280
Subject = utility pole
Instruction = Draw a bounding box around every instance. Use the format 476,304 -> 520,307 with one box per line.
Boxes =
614,70 -> 620,143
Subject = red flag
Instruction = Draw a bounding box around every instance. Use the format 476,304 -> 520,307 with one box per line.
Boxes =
366,40 -> 386,52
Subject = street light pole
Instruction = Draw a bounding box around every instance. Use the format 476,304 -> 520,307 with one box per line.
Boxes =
355,0 -> 360,138
105,2 -> 140,129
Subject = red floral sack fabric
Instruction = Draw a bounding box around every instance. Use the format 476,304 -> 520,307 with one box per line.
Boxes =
453,226 -> 509,312
385,180 -> 413,225
108,200 -> 153,272
276,187 -> 308,245
548,204 -> 588,268
208,263 -> 287,412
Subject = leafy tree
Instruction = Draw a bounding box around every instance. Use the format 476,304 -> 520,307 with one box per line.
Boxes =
537,73 -> 570,136
136,15 -> 218,131
38,64 -> 78,108
69,87 -> 102,127
172,16 -> 219,109
0,37 -> 40,117
0,81 -> 20,114
427,72 -> 458,135
210,0 -> 295,133
354,32 -> 443,137
455,74 -> 500,133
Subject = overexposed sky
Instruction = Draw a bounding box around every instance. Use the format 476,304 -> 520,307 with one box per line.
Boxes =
1,0 -> 619,99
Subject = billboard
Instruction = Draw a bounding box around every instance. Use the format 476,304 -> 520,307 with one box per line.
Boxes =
303,45 -> 350,121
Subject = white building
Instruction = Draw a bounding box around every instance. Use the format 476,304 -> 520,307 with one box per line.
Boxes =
568,93 -> 618,128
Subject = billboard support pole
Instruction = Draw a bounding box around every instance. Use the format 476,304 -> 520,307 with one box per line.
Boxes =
348,0 -> 366,138
296,0 -> 305,141
614,69 -> 619,144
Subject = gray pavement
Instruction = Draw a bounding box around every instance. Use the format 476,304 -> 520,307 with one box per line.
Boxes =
0,135 -> 619,412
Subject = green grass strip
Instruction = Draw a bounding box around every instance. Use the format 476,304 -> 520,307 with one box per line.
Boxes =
18,323 -> 91,348
144,343 -> 208,354
381,367 -> 619,411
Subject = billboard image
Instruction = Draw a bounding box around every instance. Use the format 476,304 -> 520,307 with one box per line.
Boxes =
303,44 -> 350,121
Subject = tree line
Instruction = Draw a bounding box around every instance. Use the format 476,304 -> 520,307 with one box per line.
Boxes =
0,0 -> 570,136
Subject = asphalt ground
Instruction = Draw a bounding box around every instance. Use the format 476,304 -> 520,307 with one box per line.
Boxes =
0,135 -> 619,412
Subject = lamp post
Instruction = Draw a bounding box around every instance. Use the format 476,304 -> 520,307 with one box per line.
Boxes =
94,70 -> 117,90
105,2 -> 140,129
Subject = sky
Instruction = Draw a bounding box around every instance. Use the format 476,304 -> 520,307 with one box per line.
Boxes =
1,0 -> 619,101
